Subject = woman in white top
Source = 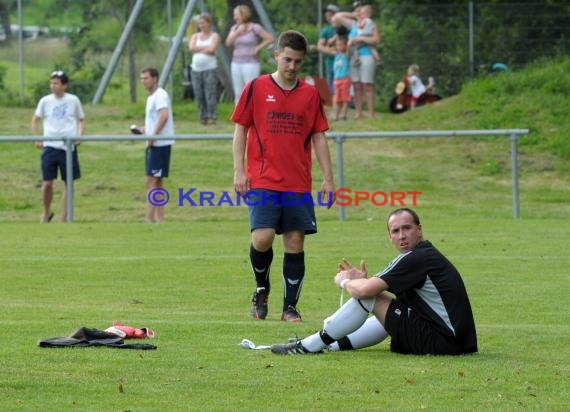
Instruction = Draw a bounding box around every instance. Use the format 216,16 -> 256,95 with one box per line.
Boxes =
225,4 -> 274,103
189,12 -> 221,125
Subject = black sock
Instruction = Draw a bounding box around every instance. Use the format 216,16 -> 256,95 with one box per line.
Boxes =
250,244 -> 273,293
283,251 -> 305,311
336,336 -> 355,351
319,330 -> 336,345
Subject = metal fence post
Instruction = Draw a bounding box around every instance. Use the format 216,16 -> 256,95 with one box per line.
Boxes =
469,1 -> 474,78
334,133 -> 346,221
511,133 -> 520,219
65,138 -> 74,222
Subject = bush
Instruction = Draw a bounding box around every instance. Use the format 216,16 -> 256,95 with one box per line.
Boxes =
0,65 -> 15,105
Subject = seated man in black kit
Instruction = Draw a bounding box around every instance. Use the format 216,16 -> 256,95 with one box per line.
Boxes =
271,208 -> 478,356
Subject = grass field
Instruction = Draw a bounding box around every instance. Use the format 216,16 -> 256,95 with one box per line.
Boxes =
0,218 -> 568,411
1,43 -> 570,410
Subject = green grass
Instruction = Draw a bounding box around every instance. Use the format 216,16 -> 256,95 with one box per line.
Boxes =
0,219 -> 568,411
1,39 -> 570,411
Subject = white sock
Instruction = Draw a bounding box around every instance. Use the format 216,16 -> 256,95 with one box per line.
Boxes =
329,316 -> 388,351
301,297 -> 374,352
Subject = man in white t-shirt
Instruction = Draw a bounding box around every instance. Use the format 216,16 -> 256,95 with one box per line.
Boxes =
138,68 -> 175,223
32,71 -> 86,223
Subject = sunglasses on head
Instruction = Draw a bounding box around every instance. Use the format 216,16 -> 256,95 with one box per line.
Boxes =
51,70 -> 66,77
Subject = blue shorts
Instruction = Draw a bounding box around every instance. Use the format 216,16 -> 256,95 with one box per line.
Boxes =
146,145 -> 171,178
41,147 -> 80,181
247,189 -> 317,235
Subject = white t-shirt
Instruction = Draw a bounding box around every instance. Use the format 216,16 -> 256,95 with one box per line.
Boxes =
408,74 -> 427,98
34,93 -> 85,150
145,87 -> 175,147
191,34 -> 218,72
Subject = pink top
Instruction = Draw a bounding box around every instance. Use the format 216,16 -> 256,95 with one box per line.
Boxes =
230,23 -> 263,63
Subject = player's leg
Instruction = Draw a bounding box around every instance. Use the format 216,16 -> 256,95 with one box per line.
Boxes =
271,297 -> 375,354
279,195 -> 317,321
325,279 -> 393,351
281,229 -> 305,321
247,190 -> 280,319
251,227 -> 276,288
329,315 -> 389,351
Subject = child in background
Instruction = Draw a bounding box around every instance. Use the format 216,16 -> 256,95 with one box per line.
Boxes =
350,5 -> 380,66
407,64 -> 435,109
332,36 -> 351,120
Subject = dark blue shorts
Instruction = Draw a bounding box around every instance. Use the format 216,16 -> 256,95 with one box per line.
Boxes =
41,147 -> 80,181
246,189 -> 317,235
384,299 -> 464,355
146,145 -> 171,178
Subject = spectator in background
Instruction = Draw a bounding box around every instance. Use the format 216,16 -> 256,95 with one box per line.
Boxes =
351,5 -> 381,66
315,4 -> 340,96
189,12 -> 221,125
138,68 -> 175,223
334,1 -> 380,119
321,35 -> 351,121
225,4 -> 274,104
32,70 -> 85,223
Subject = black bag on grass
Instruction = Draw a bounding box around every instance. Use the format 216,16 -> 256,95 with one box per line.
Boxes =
38,327 -> 157,350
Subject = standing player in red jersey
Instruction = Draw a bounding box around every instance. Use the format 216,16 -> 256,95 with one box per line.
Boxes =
231,30 -> 336,322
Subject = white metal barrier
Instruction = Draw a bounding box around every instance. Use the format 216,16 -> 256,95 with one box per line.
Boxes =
1,129 -> 529,222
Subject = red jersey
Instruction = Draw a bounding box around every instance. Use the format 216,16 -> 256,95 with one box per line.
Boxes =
231,74 -> 329,193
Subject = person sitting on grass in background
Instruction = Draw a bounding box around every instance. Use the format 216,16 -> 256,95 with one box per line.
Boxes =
271,208 -> 478,356
406,63 -> 435,110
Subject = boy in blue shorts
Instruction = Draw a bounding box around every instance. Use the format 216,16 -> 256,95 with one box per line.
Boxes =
138,68 -> 175,223
32,70 -> 85,223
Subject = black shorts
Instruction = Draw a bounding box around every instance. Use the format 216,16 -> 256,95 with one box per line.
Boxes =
384,299 -> 464,355
146,145 -> 171,178
41,147 -> 80,181
247,189 -> 317,235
